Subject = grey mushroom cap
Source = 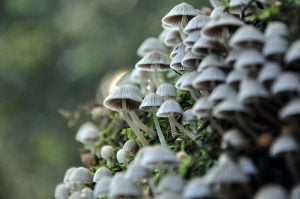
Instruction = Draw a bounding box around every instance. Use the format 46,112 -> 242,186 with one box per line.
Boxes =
156,192 -> 182,199
229,0 -> 257,15
55,184 -> 69,199
272,72 -> 300,95
139,145 -> 178,169
162,2 -> 200,28
156,175 -> 185,194
156,83 -> 177,98
163,29 -> 182,47
184,31 -> 201,47
184,14 -> 211,34
137,37 -> 167,57
156,99 -> 183,118
193,67 -> 226,89
210,6 -> 226,18
75,122 -> 99,145
183,177 -> 213,199
103,86 -> 142,112
109,174 -> 142,199
291,184 -> 300,199
182,109 -> 197,123
209,83 -> 237,102
69,167 -> 92,185
279,98 -> 300,120
171,52 -> 186,71
238,157 -> 257,175
263,37 -> 288,59
225,49 -> 241,66
198,53 -> 227,72
265,21 -> 289,38
238,79 -> 270,103
140,93 -> 164,112
101,145 -> 114,160
285,39 -> 300,65
181,51 -> 203,71
93,177 -> 111,198
230,25 -> 265,49
63,167 -> 76,184
93,167 -> 113,183
170,43 -> 186,58
192,97 -> 215,115
192,36 -> 225,55
159,29 -> 169,42
270,135 -> 299,157
234,49 -> 265,70
135,51 -> 171,72
254,184 -> 288,199
222,129 -> 247,149
258,62 -> 282,84
124,162 -> 150,181
81,187 -> 93,199
175,71 -> 199,91
226,69 -> 248,86
116,149 -> 127,164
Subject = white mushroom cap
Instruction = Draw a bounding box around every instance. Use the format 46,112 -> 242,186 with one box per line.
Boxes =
183,31 -> 201,48
254,184 -> 288,199
103,86 -> 142,112
285,39 -> 300,65
184,14 -> 211,34
93,178 -> 111,198
238,156 -> 257,175
198,53 -> 226,72
265,21 -> 289,38
192,36 -> 224,55
258,62 -> 282,84
164,29 -> 182,47
140,93 -> 164,112
209,83 -> 237,103
162,2 -> 200,28
170,43 -> 186,58
290,184 -> 300,199
279,98 -> 300,120
137,37 -> 167,57
139,145 -> 178,169
55,183 -> 69,199
234,49 -> 265,70
182,109 -> 197,123
130,68 -> 149,84
135,51 -> 171,72
156,83 -> 177,98
124,162 -> 150,181
75,122 -> 99,145
222,129 -> 247,149
156,175 -> 185,194
116,149 -> 127,164
238,79 -> 270,103
181,51 -> 203,71
210,6 -> 226,18
193,67 -> 226,89
100,145 -> 114,160
226,69 -> 248,86
272,72 -> 300,95
80,187 -> 93,199
225,49 -> 241,66
156,192 -> 183,199
156,99 -> 183,118
175,71 -> 199,91
63,167 -> 77,184
192,97 -> 214,116
270,135 -> 299,157
263,37 -> 288,59
69,167 -> 92,185
171,52 -> 186,71
93,167 -> 112,183
182,177 -> 213,199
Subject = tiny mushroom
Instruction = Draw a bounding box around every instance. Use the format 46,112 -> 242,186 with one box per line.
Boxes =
93,167 -> 113,183
101,145 -> 115,166
68,167 -> 92,190
182,177 -> 213,199
93,177 -> 111,199
55,184 -> 69,199
137,37 -> 167,57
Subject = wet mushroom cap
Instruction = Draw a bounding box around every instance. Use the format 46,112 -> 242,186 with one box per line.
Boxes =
63,167 -> 77,184
163,29 -> 182,47
263,37 -> 288,59
176,71 -> 199,91
183,31 -> 201,47
222,129 -> 247,149
171,52 -> 186,71
192,97 -> 215,115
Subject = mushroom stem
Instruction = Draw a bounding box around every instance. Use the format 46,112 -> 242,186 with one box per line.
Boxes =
189,122 -> 198,134
235,113 -> 258,141
209,115 -> 224,135
169,115 -> 197,140
169,116 -> 178,137
152,110 -> 168,147
189,89 -> 199,100
129,111 -> 157,138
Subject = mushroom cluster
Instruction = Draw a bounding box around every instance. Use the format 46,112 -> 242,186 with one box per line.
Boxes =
55,1 -> 300,199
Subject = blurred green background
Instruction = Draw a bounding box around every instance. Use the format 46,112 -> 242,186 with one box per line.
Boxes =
0,0 -> 206,198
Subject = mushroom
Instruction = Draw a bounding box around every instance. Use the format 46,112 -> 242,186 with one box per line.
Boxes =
221,129 -> 248,150
93,177 -> 111,199
258,62 -> 282,89
225,49 -> 241,67
139,93 -> 167,146
103,86 -> 150,145
163,28 -> 182,47
68,167 -> 92,191
253,184 -> 288,199
124,162 -> 150,182
229,0 -> 258,16
175,71 -> 200,100
210,6 -> 227,18
80,187 -> 93,199
181,51 -> 204,71
130,68 -> 151,95
279,98 -> 300,121
226,69 -> 248,90
101,145 -> 115,166
75,122 -> 99,154
193,67 -> 226,91
182,177 -> 213,199
285,39 -> 300,67
183,31 -> 201,51
271,72 -> 300,99
238,156 -> 257,176
68,192 -> 81,199
182,109 -> 198,134
54,184 -> 69,199
170,42 -> 186,58
63,167 -> 76,186
93,167 -> 112,183
209,83 -> 237,103
156,192 -> 182,199
192,36 -> 226,55
198,53 -> 228,72
184,14 -> 211,34
290,184 -> 300,199
156,175 -> 185,194
170,51 -> 186,71
137,37 -> 167,57
265,21 -> 289,38
123,139 -> 139,156
263,37 -> 288,61
192,97 -> 214,120
116,148 -> 128,164
156,83 -> 177,100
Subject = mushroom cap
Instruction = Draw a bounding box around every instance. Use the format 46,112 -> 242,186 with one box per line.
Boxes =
192,97 -> 215,115
100,145 -> 114,160
209,83 -> 237,102
135,51 -> 171,72
124,163 -> 150,181
265,21 -> 288,38
123,139 -> 139,155
116,149 -> 127,164
139,145 -> 178,169
222,129 -> 247,149
291,184 -> 300,199
182,177 -> 213,199
162,3 -> 200,28
55,184 -> 69,199
93,167 -> 112,183
225,49 -> 241,66
279,98 -> 300,120
140,93 -> 164,112
193,67 -> 226,89
201,14 -> 244,41
93,177 -> 111,198
81,187 -> 93,199
175,71 -> 199,91
230,25 -> 265,49
270,135 -> 299,157
234,49 -> 265,70
109,174 -> 142,199
238,157 -> 257,175
183,31 -> 201,47
69,167 -> 92,185
192,36 -> 225,55
213,98 -> 252,119
254,184 -> 288,199
137,37 -> 167,57
130,68 -> 149,84
198,53 -> 227,72
181,51 -> 203,71
258,62 -> 282,84
272,72 -> 300,95
163,29 -> 182,47
263,37 -> 288,59
156,175 -> 185,194
156,99 -> 183,117
238,79 -> 270,103
156,192 -> 182,199
210,0 -> 223,8
182,109 -> 197,123
103,86 -> 142,112
204,155 -> 248,184
171,52 -> 186,71
156,83 -> 177,98
226,69 -> 248,86
170,43 -> 186,58
184,14 -> 211,34
63,167 -> 76,184
210,6 -> 226,18
285,39 -> 300,65
75,122 -> 99,145
69,192 -> 81,199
